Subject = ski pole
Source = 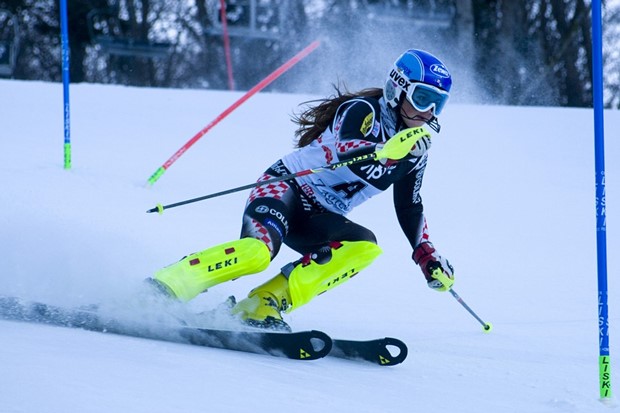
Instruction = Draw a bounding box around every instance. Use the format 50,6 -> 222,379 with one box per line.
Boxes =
431,266 -> 492,332
146,126 -> 429,214
449,288 -> 493,333
147,152 -> 376,214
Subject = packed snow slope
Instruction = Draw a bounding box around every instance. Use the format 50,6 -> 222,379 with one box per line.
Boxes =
0,80 -> 619,413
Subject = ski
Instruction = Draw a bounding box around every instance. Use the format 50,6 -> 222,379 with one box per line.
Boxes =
0,296 -> 331,360
0,296 -> 408,365
178,327 -> 332,360
330,337 -> 408,366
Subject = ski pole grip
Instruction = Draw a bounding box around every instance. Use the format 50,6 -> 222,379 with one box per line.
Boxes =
431,267 -> 454,291
374,126 -> 430,160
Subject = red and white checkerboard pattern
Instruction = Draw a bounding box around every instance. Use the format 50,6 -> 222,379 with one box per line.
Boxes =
336,139 -> 373,154
247,173 -> 291,203
247,218 -> 274,253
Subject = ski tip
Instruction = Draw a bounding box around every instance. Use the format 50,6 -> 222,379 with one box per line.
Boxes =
330,336 -> 408,366
377,337 -> 408,366
300,330 -> 332,360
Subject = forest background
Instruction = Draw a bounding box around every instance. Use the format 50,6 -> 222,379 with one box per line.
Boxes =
1,0 -> 619,109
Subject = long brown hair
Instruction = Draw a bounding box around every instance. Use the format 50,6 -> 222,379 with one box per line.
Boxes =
292,85 -> 383,148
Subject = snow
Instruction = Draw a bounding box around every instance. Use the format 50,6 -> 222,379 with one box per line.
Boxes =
0,79 -> 619,412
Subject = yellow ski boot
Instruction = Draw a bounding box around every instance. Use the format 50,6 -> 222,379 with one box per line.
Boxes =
232,240 -> 382,330
231,273 -> 292,331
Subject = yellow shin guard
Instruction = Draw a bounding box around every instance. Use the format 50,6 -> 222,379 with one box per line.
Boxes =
154,238 -> 271,301
286,240 -> 382,310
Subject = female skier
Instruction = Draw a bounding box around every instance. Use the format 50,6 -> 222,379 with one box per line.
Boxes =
151,49 -> 455,330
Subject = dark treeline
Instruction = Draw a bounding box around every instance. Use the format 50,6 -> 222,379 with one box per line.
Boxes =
0,0 -> 617,108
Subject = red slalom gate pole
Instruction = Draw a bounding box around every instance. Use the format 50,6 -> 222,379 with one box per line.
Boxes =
219,0 -> 235,91
146,39 -> 321,186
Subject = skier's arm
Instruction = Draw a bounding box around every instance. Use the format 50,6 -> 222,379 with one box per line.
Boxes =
394,163 -> 454,292
332,99 -> 382,160
335,99 -> 432,162
393,155 -> 428,248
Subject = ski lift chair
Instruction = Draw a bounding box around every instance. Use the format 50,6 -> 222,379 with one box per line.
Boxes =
204,0 -> 290,40
87,8 -> 172,58
363,0 -> 457,29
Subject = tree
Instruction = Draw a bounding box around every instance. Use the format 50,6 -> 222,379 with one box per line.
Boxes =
3,0 -> 619,109
603,0 -> 620,108
471,0 -> 595,107
67,0 -> 107,83
2,0 -> 61,81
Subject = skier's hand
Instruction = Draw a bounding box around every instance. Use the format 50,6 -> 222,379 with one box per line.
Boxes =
412,242 -> 454,292
409,134 -> 432,157
375,127 -> 431,161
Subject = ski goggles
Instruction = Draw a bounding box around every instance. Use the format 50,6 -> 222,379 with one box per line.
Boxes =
405,82 -> 450,116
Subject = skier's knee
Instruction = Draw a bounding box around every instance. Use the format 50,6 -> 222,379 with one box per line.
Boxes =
241,200 -> 290,257
283,240 -> 382,310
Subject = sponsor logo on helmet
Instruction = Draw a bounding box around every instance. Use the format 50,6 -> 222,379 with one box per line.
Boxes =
389,69 -> 411,91
430,64 -> 450,78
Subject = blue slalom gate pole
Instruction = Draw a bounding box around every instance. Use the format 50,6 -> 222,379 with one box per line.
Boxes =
591,0 -> 612,403
59,0 -> 71,169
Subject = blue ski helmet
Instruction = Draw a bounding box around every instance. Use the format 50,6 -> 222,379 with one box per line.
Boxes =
384,49 -> 452,115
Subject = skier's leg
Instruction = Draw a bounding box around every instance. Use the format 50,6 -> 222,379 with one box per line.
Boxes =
285,239 -> 382,310
152,161 -> 299,302
232,214 -> 382,328
153,238 -> 271,301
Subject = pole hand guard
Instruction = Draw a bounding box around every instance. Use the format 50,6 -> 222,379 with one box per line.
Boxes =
374,126 -> 430,161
